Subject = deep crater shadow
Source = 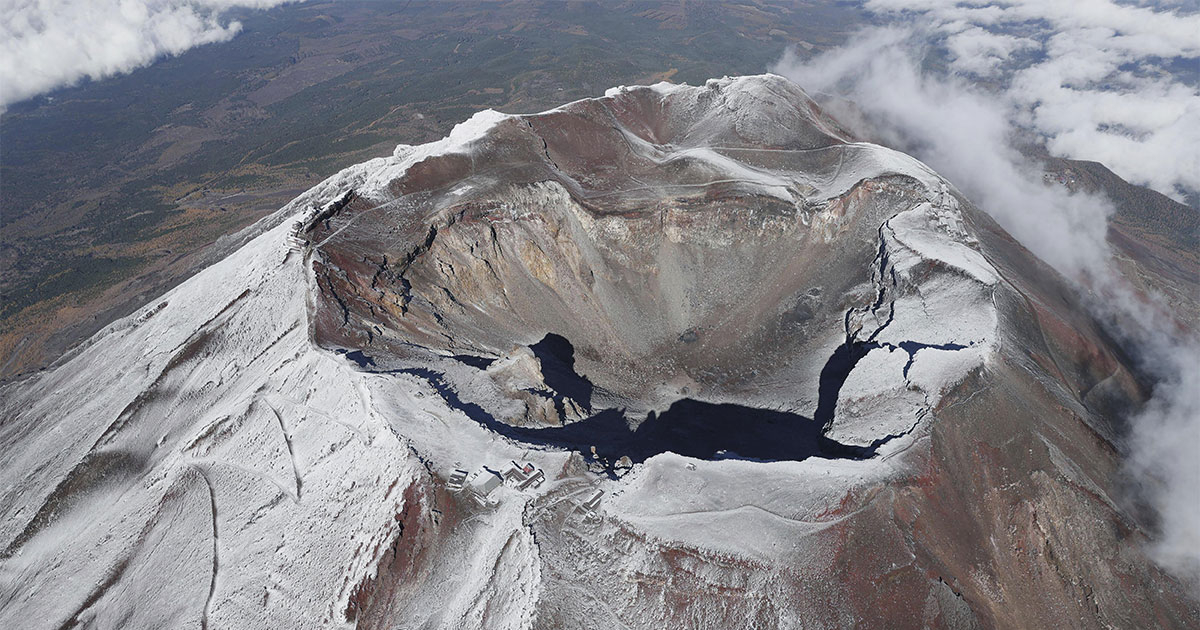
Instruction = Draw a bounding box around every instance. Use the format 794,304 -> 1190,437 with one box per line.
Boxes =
529,333 -> 593,411
814,340 -> 871,429
360,333 -> 879,470
555,399 -> 874,464
813,336 -> 966,430
393,372 -> 873,469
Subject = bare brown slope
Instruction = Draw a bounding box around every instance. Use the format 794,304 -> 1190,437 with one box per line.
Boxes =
1042,156 -> 1200,324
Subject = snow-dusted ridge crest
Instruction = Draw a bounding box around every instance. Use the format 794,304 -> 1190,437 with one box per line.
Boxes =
0,75 -> 1018,629
283,74 -> 858,216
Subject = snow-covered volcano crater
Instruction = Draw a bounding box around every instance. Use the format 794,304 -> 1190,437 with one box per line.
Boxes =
302,75 -> 1000,456
6,75 -> 1177,630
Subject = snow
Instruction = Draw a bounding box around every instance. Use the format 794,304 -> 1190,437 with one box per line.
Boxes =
437,498 -> 542,630
827,347 -> 927,447
0,197 -> 556,628
0,220 -> 425,629
887,203 -> 998,285
839,346 -> 911,400
906,346 -> 990,393
605,451 -> 903,566
605,80 -> 690,99
672,146 -> 798,201
823,150 -> 1000,448
355,108 -> 510,201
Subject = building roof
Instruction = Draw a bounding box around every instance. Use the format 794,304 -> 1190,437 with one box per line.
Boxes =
470,471 -> 503,495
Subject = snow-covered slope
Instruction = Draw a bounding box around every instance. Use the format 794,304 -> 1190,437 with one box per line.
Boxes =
0,217 -> 413,627
2,75 -> 1195,629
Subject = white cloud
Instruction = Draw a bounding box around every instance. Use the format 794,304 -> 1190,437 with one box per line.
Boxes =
858,0 -> 1200,202
944,26 -> 1036,76
773,29 -> 1114,279
0,0 -> 300,109
1127,342 -> 1200,583
772,17 -> 1200,588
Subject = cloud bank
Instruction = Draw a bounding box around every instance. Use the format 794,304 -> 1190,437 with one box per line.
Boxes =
773,8 -> 1200,585
0,0 -> 299,109
774,29 -> 1115,280
854,0 -> 1200,203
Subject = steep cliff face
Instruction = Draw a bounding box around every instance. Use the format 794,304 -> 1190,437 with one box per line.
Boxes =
1,75 -> 1195,630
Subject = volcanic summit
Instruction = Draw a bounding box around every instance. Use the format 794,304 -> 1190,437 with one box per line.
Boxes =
1,75 -> 1195,629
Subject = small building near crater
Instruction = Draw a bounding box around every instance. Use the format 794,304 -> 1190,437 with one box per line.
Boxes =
466,469 -> 503,506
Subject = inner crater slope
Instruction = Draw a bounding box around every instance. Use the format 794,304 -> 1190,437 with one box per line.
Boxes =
305,76 -> 1002,446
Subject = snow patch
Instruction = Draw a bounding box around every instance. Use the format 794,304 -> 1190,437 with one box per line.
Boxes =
607,451 -> 901,564
826,166 -> 999,448
361,109 -> 510,200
